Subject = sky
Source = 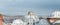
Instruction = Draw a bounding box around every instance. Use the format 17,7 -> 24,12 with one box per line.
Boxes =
0,0 -> 60,16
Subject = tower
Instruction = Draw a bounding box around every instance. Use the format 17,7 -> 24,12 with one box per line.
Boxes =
0,13 -> 2,25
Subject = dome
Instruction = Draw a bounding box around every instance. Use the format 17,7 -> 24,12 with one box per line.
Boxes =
11,19 -> 26,25
51,11 -> 60,18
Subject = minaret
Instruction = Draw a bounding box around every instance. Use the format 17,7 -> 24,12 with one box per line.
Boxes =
0,13 -> 2,25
